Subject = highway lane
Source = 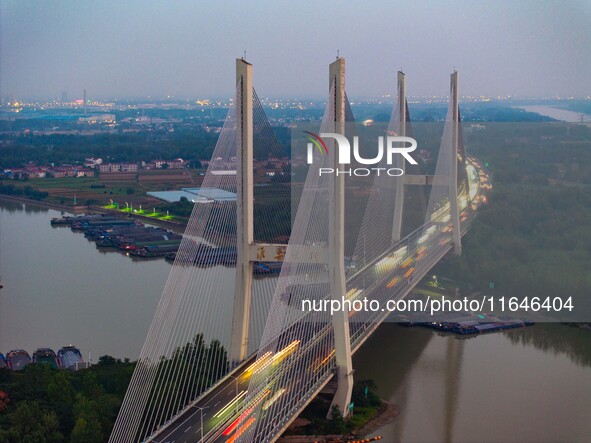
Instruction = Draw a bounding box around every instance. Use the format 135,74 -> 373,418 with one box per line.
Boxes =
215,223 -> 464,441
148,158 -> 490,442
150,355 -> 256,443
153,225 -> 470,442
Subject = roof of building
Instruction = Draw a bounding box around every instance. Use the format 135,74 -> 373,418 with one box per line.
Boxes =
147,187 -> 237,204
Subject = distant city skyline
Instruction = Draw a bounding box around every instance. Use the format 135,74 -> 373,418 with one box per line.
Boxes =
1,0 -> 590,100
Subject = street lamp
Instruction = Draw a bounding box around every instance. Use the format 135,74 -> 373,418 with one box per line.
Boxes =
195,405 -> 210,442
228,375 -> 239,398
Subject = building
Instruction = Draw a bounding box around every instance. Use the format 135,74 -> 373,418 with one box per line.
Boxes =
153,158 -> 186,169
78,114 -> 115,124
121,163 -> 138,172
147,187 -> 237,204
100,163 -> 121,173
99,162 -> 138,173
84,157 -> 103,168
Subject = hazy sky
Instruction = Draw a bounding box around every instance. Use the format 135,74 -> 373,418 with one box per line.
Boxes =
1,0 -> 590,100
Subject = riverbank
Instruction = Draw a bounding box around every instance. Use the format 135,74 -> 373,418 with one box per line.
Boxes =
98,206 -> 187,234
279,436 -> 383,443
563,322 -> 591,331
0,194 -> 188,233
356,401 -> 399,437
0,194 -> 89,213
0,197 -> 172,360
513,105 -> 590,122
279,399 -> 398,443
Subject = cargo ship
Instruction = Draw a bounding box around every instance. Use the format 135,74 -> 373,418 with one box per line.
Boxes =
93,226 -> 168,244
164,244 -> 213,263
253,262 -> 283,275
33,348 -> 59,368
6,349 -> 32,371
194,247 -> 237,266
52,214 -> 117,227
130,243 -> 181,258
50,214 -> 184,261
50,216 -> 73,225
57,346 -> 84,369
72,218 -> 136,231
119,238 -> 182,251
412,320 -> 535,335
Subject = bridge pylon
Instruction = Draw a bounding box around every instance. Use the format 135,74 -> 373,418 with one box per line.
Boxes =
328,57 -> 354,419
391,71 -> 407,243
231,58 -> 254,364
231,59 -> 296,365
449,71 -> 462,256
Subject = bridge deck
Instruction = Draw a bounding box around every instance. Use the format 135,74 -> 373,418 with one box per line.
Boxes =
146,158 -> 489,443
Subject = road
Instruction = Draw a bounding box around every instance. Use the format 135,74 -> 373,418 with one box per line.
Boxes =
149,158 -> 490,442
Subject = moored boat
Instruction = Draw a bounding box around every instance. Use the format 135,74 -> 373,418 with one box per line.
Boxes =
253,262 -> 283,275
50,216 -> 73,225
130,243 -> 181,258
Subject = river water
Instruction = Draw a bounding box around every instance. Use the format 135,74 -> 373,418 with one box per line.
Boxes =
0,199 -> 170,360
515,105 -> 590,123
354,323 -> 591,442
1,198 -> 591,441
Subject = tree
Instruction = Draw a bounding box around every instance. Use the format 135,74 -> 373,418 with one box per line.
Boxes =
97,355 -> 120,366
326,405 -> 346,434
7,401 -> 63,442
0,391 -> 8,412
70,398 -> 103,443
47,372 -> 75,405
70,416 -> 102,443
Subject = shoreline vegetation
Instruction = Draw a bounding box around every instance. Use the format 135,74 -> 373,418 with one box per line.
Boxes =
278,400 -> 398,443
2,118 -> 591,440
0,335 -> 227,443
0,193 -> 88,213
280,379 -> 392,441
0,336 -> 394,443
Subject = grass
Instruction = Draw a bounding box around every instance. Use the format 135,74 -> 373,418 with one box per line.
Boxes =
412,287 -> 448,299
25,176 -> 100,189
8,175 -> 191,222
102,204 -> 176,221
7,175 -> 165,208
347,406 -> 382,429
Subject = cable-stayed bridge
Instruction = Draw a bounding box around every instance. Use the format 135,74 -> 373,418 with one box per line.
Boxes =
109,58 -> 491,443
